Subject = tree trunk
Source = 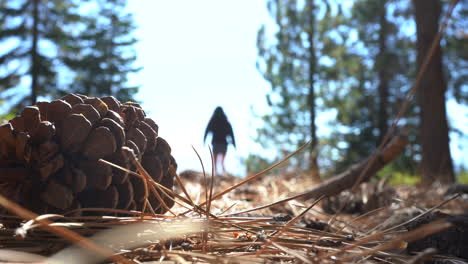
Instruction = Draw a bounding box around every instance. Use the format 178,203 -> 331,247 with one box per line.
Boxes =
30,0 -> 40,105
307,0 -> 320,182
413,0 -> 454,184
377,1 -> 389,145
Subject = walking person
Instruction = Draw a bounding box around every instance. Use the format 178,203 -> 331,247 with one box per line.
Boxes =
203,106 -> 236,175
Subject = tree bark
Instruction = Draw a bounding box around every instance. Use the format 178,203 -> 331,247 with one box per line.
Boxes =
307,0 -> 320,182
30,0 -> 40,105
413,0 -> 454,184
377,1 -> 389,145
300,134 -> 408,201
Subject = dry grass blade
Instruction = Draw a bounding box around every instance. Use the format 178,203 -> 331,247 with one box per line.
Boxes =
133,173 -> 259,238
49,220 -> 204,264
271,241 -> 313,264
173,167 -> 196,209
99,156 -> 151,215
191,146 -> 209,213
323,230 -> 388,260
0,193 -> 132,264
102,157 -> 193,215
0,249 -> 47,263
340,220 -> 453,262
255,195 -> 324,257
379,193 -> 460,234
17,214 -> 66,235
123,147 -> 175,216
222,191 -> 316,217
336,206 -> 387,235
407,248 -> 438,264
100,158 -> 194,214
0,179 -> 462,263
165,251 -> 265,264
179,141 -> 311,217
207,146 -> 215,218
64,207 -> 149,216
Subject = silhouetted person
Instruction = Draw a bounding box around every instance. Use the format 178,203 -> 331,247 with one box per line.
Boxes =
204,106 -> 236,175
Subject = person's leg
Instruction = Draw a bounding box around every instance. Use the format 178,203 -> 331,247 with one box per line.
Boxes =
212,143 -> 228,175
213,152 -> 219,175
220,152 -> 226,175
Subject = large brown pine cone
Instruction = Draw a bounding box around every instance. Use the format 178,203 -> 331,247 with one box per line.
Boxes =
0,94 -> 176,217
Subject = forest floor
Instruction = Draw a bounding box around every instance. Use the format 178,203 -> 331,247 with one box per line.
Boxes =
1,169 -> 467,263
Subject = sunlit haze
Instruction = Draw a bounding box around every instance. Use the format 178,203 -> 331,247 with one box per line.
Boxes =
126,1 -> 468,176
127,1 -> 272,175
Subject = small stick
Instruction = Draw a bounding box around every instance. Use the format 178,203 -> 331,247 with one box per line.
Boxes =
340,220 -> 452,262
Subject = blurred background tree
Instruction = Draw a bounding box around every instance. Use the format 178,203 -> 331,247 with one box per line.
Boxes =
0,9 -> 22,96
0,0 -> 139,112
323,0 -> 420,174
60,0 -> 140,102
254,0 -> 465,184
413,0 -> 454,184
256,0 -> 349,181
0,0 -> 465,183
0,0 -> 82,108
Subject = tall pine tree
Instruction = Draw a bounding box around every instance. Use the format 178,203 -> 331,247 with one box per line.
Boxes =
254,0 -> 465,180
257,0 -> 326,180
413,0 -> 454,184
319,1 -> 421,173
0,3 -> 22,95
256,1 -> 359,176
0,0 -> 82,106
0,0 -> 139,109
61,0 -> 140,102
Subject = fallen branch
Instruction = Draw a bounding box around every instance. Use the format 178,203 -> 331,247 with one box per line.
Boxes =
299,134 -> 408,201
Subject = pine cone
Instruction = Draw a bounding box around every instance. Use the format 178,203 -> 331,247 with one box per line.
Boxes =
0,94 -> 176,218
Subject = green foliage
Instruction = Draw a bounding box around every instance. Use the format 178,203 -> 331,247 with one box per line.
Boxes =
322,0 -> 420,173
256,0 -> 390,174
256,0 -> 312,153
378,161 -> 420,185
457,166 -> 468,184
443,3 -> 467,104
244,153 -> 278,175
0,0 -> 140,110
0,1 -> 24,93
458,174 -> 468,184
0,0 -> 83,106
254,0 -> 467,178
256,0 -> 350,172
0,110 -> 15,121
388,172 -> 421,185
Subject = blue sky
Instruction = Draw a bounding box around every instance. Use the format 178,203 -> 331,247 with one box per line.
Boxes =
126,1 -> 468,175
